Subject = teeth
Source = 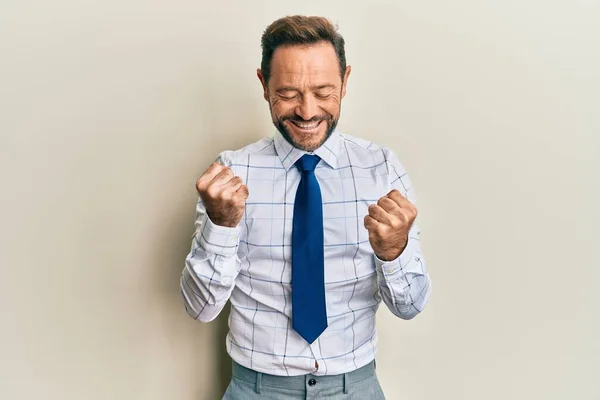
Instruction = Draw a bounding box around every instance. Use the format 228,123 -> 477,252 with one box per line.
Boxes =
293,121 -> 320,129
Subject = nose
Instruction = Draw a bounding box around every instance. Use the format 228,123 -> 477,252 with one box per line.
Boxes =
295,95 -> 318,121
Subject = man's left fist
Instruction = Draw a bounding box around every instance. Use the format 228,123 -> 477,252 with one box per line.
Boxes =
364,189 -> 418,261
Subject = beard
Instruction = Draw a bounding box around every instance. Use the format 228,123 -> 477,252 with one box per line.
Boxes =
270,105 -> 340,152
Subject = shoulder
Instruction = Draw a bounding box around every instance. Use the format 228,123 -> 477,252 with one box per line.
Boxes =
338,132 -> 403,166
215,136 -> 276,166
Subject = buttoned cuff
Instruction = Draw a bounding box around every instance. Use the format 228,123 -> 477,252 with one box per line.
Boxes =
374,247 -> 415,280
197,214 -> 241,257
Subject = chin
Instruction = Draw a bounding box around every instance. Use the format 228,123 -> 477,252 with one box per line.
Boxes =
286,124 -> 330,152
291,134 -> 327,152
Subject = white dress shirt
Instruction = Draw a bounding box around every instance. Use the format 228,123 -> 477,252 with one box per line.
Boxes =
180,130 -> 431,376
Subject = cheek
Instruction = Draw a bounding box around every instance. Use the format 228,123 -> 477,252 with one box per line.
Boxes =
270,101 -> 294,118
322,99 -> 341,117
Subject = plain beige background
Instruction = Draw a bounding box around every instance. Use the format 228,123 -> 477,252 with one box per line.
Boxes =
1,0 -> 598,399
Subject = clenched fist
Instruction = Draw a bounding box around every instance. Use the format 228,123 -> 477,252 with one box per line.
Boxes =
364,189 -> 418,261
196,162 -> 249,228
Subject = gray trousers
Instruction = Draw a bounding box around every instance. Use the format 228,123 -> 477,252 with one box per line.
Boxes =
222,360 -> 386,399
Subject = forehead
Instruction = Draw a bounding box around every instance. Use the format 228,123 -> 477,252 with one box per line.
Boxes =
269,42 -> 341,86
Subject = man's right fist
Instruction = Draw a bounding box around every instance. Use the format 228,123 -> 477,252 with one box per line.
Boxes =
196,162 -> 249,228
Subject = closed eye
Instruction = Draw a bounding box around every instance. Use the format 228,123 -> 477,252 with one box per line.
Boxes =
276,88 -> 300,100
315,92 -> 333,99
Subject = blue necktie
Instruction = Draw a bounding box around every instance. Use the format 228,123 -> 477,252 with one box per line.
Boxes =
292,154 -> 327,344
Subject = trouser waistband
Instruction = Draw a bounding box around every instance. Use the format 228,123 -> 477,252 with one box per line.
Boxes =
231,360 -> 376,394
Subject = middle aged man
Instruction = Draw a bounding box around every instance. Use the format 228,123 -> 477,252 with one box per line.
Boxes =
181,15 -> 432,399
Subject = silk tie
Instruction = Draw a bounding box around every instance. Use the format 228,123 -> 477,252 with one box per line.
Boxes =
292,154 -> 327,344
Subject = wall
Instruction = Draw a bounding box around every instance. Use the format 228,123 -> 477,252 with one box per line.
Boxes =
1,1 -> 598,399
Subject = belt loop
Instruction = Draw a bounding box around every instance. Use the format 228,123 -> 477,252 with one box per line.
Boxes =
255,371 -> 262,394
343,372 -> 349,394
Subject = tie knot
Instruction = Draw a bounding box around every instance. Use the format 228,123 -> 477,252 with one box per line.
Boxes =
296,154 -> 320,173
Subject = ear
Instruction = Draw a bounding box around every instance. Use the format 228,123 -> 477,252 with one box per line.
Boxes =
341,65 -> 352,99
257,69 -> 269,101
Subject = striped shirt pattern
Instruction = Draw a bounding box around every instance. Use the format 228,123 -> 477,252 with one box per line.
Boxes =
180,130 -> 431,376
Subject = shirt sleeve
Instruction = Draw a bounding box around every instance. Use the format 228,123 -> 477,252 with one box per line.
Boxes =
180,151 -> 241,322
374,148 -> 432,319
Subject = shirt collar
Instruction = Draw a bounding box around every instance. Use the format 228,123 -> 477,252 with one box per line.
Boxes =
273,129 -> 342,170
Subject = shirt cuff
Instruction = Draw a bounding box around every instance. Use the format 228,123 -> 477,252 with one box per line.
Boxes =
374,247 -> 414,279
197,214 -> 241,257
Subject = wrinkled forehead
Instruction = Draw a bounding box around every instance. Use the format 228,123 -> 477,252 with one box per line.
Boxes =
269,42 -> 342,88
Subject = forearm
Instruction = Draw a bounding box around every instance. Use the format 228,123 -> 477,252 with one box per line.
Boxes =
180,212 -> 241,322
372,148 -> 432,319
375,226 -> 431,319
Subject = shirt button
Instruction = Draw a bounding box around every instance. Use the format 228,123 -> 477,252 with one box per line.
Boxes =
308,378 -> 317,386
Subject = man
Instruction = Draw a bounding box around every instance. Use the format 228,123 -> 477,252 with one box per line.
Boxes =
181,15 -> 431,399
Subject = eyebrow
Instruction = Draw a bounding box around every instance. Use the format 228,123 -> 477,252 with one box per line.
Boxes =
276,84 -> 336,92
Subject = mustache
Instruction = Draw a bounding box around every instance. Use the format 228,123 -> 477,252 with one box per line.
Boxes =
279,114 -> 332,123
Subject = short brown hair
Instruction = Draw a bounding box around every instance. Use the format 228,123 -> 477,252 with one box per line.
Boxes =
260,15 -> 347,85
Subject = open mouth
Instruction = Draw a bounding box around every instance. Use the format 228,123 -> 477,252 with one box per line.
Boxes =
289,120 -> 324,132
